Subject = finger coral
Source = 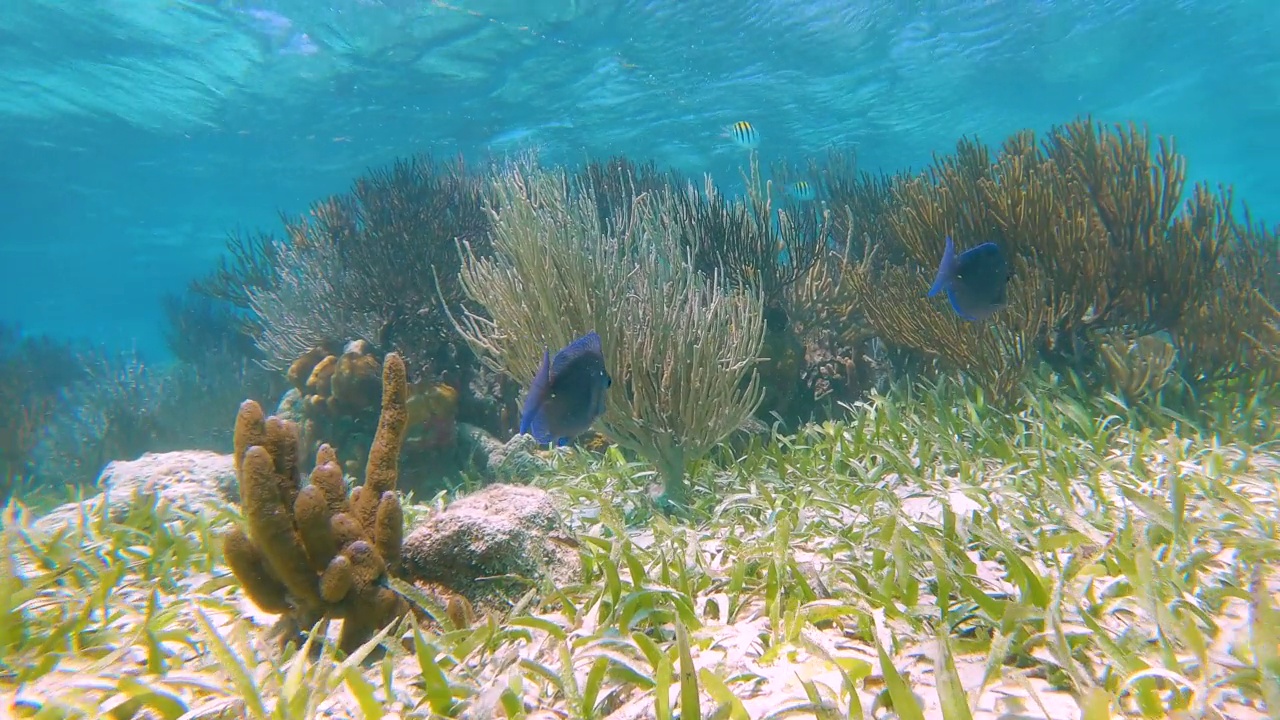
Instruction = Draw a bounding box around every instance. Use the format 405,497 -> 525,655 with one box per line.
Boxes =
222,351 -> 411,654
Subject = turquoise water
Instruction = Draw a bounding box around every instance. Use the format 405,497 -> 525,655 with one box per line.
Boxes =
1,0 -> 1277,358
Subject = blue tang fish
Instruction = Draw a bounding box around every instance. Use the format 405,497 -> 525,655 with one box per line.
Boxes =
927,236 -> 1011,322
519,331 -> 612,446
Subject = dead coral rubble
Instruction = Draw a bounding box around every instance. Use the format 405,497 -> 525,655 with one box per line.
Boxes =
221,352 -> 411,654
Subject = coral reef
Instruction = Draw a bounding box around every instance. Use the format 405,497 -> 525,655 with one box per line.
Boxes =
289,339 -> 383,418
566,155 -> 844,427
280,339 -> 387,476
278,339 -> 493,497
0,324 -> 86,500
786,244 -> 891,411
235,153 -> 492,388
188,152 -> 526,487
404,378 -> 459,453
221,352 -> 411,654
827,116 -> 1280,399
452,161 -> 765,509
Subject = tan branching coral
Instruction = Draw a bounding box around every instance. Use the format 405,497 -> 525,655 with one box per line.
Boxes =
222,352 -> 411,654
1172,210 -> 1280,384
1096,330 -> 1179,400
788,243 -> 872,351
831,116 -> 1276,398
846,248 -> 1068,398
449,161 -> 765,508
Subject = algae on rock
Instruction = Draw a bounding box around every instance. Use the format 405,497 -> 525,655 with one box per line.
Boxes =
221,352 -> 412,654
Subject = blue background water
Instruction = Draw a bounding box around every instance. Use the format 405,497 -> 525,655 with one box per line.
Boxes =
2,0 -> 1276,361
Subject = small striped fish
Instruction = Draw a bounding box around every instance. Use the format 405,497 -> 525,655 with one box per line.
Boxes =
724,120 -> 760,149
789,181 -> 816,201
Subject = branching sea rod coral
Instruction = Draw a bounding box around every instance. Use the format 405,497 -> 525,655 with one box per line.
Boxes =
828,115 -> 1278,398
450,162 -> 766,508
236,153 -> 492,389
567,155 -> 683,237
222,352 -> 411,654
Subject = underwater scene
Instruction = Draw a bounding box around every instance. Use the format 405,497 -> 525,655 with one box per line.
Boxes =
2,1 -> 1279,718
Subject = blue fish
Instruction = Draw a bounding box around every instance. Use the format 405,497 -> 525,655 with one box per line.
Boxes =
519,331 -> 612,447
927,236 -> 1011,322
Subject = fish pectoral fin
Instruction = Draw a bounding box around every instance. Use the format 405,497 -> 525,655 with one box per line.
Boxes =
946,288 -> 979,322
529,407 -> 557,444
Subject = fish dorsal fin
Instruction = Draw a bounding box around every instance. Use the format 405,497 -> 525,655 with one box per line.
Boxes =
519,347 -> 552,436
550,331 -> 603,377
961,242 -> 1003,267
928,236 -> 958,298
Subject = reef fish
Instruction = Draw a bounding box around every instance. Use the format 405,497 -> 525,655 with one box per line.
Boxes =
927,236 -> 1011,322
520,331 -> 612,446
725,121 -> 760,149
788,181 -> 816,201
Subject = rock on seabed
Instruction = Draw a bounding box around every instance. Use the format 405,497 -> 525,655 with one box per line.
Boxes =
34,450 -> 237,534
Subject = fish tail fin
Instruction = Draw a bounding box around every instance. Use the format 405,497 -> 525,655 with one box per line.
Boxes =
519,348 -> 552,439
928,235 -> 957,298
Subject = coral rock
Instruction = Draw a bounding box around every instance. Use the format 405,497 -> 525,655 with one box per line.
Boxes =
291,340 -> 388,424
400,483 -> 581,606
34,450 -> 237,535
273,388 -> 306,425
457,423 -> 549,482
330,340 -> 383,414
405,381 -> 460,451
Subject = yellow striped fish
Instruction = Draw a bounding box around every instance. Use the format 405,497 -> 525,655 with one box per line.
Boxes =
788,181 -> 816,201
724,120 -> 760,149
